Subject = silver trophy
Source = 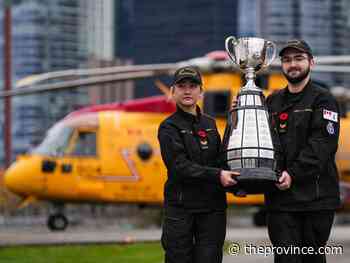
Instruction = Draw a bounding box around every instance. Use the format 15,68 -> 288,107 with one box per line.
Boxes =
223,36 -> 278,194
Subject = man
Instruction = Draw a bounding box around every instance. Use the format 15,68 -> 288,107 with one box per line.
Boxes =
265,40 -> 341,263
158,66 -> 239,263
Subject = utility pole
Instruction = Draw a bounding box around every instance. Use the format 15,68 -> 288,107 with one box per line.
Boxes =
3,0 -> 12,168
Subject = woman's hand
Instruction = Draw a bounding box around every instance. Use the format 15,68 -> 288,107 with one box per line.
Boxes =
231,97 -> 238,111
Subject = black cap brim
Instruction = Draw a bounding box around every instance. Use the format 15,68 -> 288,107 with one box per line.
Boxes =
279,45 -> 313,57
173,76 -> 202,85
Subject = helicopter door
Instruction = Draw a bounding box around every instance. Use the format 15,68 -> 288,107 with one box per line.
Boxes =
66,129 -> 103,198
42,127 -> 78,198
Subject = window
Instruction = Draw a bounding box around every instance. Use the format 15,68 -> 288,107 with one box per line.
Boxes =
69,131 -> 97,156
32,123 -> 73,156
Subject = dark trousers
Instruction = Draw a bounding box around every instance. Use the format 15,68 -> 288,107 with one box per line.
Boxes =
161,206 -> 226,263
267,210 -> 335,263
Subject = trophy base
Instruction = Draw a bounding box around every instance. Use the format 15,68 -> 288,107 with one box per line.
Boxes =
225,167 -> 278,195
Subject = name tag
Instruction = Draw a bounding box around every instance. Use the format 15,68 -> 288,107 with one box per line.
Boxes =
323,109 -> 338,123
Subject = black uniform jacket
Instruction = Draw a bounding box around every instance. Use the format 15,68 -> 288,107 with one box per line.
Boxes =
158,105 -> 226,211
266,81 -> 340,211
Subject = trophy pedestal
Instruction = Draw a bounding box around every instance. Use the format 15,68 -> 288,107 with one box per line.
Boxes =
225,168 -> 278,194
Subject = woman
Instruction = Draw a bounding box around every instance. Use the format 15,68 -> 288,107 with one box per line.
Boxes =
158,66 -> 239,263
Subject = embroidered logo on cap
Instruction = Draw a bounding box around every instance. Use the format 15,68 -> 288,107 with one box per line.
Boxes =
178,68 -> 197,76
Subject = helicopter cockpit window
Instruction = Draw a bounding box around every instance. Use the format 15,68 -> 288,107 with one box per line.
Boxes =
31,113 -> 99,157
31,123 -> 73,156
68,131 -> 97,156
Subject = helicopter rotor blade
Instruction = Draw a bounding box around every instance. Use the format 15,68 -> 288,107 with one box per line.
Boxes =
3,54 -> 350,98
154,79 -> 172,99
15,63 -> 178,88
0,70 -> 173,98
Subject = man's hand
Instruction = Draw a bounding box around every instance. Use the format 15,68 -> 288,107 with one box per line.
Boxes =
276,170 -> 292,190
231,97 -> 238,111
220,170 -> 239,187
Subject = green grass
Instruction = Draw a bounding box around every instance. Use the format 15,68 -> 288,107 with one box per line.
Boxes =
0,242 -> 164,263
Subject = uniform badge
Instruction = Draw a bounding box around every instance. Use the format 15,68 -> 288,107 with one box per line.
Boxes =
323,109 -> 338,123
197,130 -> 208,149
326,121 -> 335,135
278,112 -> 289,133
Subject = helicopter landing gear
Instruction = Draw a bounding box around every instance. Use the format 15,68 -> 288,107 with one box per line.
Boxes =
47,204 -> 69,231
47,213 -> 68,231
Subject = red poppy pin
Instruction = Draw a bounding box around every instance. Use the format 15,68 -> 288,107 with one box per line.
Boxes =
278,112 -> 288,133
197,130 -> 207,140
279,112 -> 289,121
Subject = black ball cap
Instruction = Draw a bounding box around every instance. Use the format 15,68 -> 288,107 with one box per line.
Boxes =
173,66 -> 202,85
279,39 -> 313,57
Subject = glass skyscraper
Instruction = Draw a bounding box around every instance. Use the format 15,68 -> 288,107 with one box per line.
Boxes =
251,0 -> 350,85
1,0 -> 350,164
0,0 -> 88,163
115,0 -> 239,97
115,0 -> 350,97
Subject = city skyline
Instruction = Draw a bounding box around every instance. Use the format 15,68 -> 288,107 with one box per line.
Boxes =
1,0 -> 350,164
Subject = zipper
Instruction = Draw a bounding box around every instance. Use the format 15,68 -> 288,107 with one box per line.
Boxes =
178,190 -> 183,203
316,174 -> 320,199
165,216 -> 183,221
293,109 -> 313,113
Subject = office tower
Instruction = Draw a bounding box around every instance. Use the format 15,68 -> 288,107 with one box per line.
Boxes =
115,0 -> 239,97
256,0 -> 350,85
0,0 -> 87,162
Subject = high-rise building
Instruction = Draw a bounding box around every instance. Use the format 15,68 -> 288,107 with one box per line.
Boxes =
79,0 -> 134,104
0,0 -> 88,163
115,0 -> 350,97
115,0 -> 239,97
79,0 -> 115,61
243,0 -> 350,85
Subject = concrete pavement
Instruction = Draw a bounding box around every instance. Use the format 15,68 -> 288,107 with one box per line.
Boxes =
0,225 -> 349,262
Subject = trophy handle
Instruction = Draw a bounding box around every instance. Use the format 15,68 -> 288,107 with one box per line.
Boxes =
264,40 -> 277,67
225,36 -> 238,64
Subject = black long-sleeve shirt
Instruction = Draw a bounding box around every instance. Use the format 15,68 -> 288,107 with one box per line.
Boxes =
266,81 -> 340,211
158,106 -> 226,211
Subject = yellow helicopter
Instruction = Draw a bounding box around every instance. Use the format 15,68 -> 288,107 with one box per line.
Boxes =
2,51 -> 350,231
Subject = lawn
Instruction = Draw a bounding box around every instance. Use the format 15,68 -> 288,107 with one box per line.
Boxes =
0,242 -> 164,263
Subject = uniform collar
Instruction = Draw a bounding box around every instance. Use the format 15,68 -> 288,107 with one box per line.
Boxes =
176,105 -> 202,123
282,79 -> 312,99
280,80 -> 312,111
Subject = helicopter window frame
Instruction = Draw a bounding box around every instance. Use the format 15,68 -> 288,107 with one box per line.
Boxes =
31,124 -> 74,157
64,128 -> 98,158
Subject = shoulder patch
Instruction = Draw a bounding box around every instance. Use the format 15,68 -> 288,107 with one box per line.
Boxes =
323,109 -> 338,123
326,121 -> 335,135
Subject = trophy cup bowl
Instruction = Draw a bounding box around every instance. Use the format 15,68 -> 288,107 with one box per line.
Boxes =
225,36 -> 276,74
223,36 -> 278,195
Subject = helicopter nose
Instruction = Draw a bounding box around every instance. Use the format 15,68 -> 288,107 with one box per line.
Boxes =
4,156 -> 44,197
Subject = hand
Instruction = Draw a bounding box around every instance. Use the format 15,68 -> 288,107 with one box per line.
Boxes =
220,170 -> 239,187
230,97 -> 238,111
230,97 -> 238,127
276,170 -> 292,190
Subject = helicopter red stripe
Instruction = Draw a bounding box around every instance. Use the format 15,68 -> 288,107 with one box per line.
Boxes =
67,95 -> 176,118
